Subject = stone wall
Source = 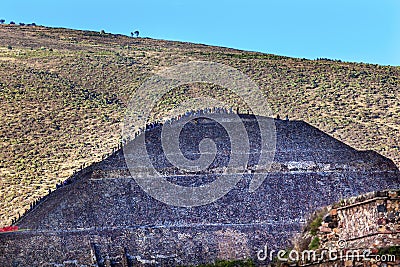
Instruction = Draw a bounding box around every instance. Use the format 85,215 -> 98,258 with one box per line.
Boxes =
316,190 -> 400,250
295,190 -> 400,267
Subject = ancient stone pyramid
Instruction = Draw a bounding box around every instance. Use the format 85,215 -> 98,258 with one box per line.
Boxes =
1,114 -> 399,266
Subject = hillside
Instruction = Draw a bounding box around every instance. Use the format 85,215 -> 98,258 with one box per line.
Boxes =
0,24 -> 399,227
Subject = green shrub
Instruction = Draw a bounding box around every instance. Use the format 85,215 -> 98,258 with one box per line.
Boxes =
309,237 -> 320,250
309,215 -> 323,236
378,246 -> 400,256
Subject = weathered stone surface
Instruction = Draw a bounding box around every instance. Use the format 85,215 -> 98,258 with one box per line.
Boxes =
295,190 -> 400,267
1,114 -> 399,266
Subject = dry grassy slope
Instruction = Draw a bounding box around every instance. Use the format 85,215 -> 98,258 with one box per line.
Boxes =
0,25 -> 399,227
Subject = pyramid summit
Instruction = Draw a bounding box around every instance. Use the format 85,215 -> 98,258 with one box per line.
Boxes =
1,113 -> 399,266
